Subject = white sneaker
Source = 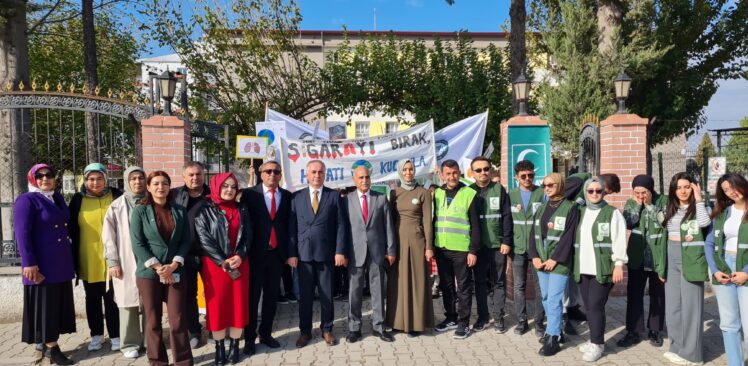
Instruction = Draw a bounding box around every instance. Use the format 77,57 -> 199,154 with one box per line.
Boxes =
189,337 -> 199,349
88,335 -> 103,351
578,341 -> 593,353
123,349 -> 139,359
582,344 -> 604,362
663,351 -> 690,365
110,337 -> 121,351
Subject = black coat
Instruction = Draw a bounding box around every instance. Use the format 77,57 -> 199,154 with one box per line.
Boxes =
194,200 -> 251,267
240,184 -> 292,261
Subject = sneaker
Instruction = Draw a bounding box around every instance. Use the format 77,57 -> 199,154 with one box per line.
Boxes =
88,335 -> 103,351
472,320 -> 488,332
435,319 -> 458,332
110,337 -> 121,351
648,330 -> 663,347
582,344 -> 604,362
514,321 -> 529,335
494,317 -> 507,334
286,293 -> 298,303
123,349 -> 139,359
453,327 -> 471,339
277,294 -> 289,304
534,321 -> 546,337
616,331 -> 641,348
578,341 -> 594,353
189,337 -> 199,349
663,351 -> 691,365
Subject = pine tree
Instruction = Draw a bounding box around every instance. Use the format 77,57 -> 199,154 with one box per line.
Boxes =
694,132 -> 717,173
724,117 -> 748,175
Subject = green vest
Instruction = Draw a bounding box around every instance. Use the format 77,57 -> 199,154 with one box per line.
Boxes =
434,186 -> 477,252
470,182 -> 505,249
533,200 -> 575,275
509,187 -> 545,255
573,205 -> 616,284
626,194 -> 668,278
678,217 -> 709,282
711,208 -> 748,286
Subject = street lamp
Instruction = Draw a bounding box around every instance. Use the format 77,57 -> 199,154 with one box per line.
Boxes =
157,69 -> 178,116
614,70 -> 631,114
512,72 -> 530,116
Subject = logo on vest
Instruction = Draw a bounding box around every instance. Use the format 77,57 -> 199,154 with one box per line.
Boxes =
553,216 -> 566,231
411,198 -> 420,205
532,202 -> 541,212
597,223 -> 610,242
490,197 -> 501,210
512,204 -> 522,213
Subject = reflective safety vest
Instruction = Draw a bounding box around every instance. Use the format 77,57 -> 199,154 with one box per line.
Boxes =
625,194 -> 668,278
509,187 -> 545,255
678,217 -> 709,282
470,182 -> 505,249
711,207 -> 748,286
573,205 -> 616,284
533,199 -> 575,275
434,186 -> 477,252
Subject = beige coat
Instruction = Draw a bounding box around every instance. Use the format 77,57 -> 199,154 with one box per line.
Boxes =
102,196 -> 140,308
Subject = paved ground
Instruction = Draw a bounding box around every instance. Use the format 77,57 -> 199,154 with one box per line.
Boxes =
0,293 -> 731,365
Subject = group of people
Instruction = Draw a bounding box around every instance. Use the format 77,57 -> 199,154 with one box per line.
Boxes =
14,155 -> 748,366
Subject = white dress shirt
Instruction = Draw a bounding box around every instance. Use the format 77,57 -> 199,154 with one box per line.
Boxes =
309,186 -> 322,207
357,189 -> 369,220
262,184 -> 281,214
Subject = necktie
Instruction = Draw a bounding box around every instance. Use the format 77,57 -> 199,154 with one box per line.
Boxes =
362,194 -> 368,224
312,190 -> 319,214
269,188 -> 277,249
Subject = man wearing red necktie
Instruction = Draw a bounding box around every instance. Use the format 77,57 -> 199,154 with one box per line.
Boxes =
240,161 -> 292,356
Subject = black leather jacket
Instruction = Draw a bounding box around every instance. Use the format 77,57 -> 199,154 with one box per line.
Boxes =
194,201 -> 251,267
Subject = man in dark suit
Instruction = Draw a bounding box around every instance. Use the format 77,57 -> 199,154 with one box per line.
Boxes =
241,161 -> 291,356
345,166 -> 397,343
288,160 -> 348,348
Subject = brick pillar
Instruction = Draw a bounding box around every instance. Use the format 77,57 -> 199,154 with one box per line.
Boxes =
599,113 -> 648,210
141,115 -> 191,186
599,113 -> 648,297
500,115 -> 548,301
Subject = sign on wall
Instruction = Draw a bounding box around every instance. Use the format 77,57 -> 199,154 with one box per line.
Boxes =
506,125 -> 552,189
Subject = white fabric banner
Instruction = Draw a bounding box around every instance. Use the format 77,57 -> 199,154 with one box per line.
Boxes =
280,121 -> 436,191
435,112 -> 488,172
265,108 -> 328,139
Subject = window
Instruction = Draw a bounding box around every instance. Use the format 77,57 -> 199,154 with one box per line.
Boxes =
355,121 -> 370,139
385,122 -> 399,135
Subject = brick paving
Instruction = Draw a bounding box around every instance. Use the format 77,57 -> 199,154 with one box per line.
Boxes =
0,293 -> 730,365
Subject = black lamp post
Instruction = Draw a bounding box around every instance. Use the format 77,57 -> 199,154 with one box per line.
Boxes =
157,69 -> 178,116
512,72 -> 530,116
614,70 -> 631,114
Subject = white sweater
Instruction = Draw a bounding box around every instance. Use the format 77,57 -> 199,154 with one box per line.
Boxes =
579,208 -> 628,276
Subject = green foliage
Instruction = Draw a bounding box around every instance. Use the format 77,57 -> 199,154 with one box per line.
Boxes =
143,0 -> 324,134
694,132 -> 716,172
724,117 -> 748,175
322,33 -> 512,161
531,0 -> 748,148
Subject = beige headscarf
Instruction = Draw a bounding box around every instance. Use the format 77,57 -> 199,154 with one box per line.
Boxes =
397,159 -> 417,191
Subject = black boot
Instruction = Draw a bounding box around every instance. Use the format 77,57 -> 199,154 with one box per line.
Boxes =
563,313 -> 578,335
214,340 -> 226,366
227,338 -> 241,364
46,345 -> 75,365
538,335 -> 561,356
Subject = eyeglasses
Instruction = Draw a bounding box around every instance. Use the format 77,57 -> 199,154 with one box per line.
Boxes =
221,184 -> 238,190
262,169 -> 282,176
519,173 -> 535,180
587,189 -> 603,195
34,172 -> 55,180
473,167 -> 491,173
541,183 -> 557,188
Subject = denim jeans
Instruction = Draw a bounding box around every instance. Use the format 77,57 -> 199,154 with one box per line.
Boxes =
713,254 -> 748,366
536,271 -> 568,337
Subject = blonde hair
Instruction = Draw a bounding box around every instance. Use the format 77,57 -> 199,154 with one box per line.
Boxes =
543,173 -> 565,201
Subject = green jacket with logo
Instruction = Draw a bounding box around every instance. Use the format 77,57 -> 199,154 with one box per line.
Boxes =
709,208 -> 748,286
623,194 -> 668,278
509,187 -> 545,255
573,205 -> 617,283
470,182 -> 513,249
531,199 -> 577,276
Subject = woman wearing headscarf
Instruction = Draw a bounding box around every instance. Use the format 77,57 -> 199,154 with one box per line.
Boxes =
102,166 -> 146,359
573,177 -> 628,362
385,159 -> 434,336
706,173 -> 748,366
661,172 -> 710,365
529,173 -> 579,356
130,170 -> 193,366
68,162 -> 122,352
195,172 -> 251,365
15,164 -> 76,365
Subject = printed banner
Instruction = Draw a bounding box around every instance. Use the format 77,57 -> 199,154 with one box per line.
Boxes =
435,112 -> 488,172
280,121 -> 436,190
506,125 -> 552,189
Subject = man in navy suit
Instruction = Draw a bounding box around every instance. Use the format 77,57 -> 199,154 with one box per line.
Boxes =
288,160 -> 348,348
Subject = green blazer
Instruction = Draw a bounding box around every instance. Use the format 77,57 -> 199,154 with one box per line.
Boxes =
129,203 -> 191,280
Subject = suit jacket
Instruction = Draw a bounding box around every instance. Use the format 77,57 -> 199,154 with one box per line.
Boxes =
241,184 -> 291,261
289,186 -> 348,262
346,190 -> 397,267
129,203 -> 191,280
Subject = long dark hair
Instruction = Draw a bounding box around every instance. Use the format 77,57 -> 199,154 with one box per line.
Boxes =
662,172 -> 697,228
139,170 -> 172,205
712,173 -> 748,223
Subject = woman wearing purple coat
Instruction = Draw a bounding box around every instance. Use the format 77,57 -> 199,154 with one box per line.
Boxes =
14,164 -> 76,365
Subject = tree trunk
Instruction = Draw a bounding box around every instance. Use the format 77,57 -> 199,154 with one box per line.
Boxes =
0,0 -> 31,245
597,0 -> 623,53
82,0 -> 99,163
509,0 -> 526,114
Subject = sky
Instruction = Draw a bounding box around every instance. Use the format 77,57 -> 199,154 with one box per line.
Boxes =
147,0 -> 748,136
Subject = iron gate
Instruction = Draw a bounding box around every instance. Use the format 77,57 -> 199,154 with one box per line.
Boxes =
578,123 -> 600,175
